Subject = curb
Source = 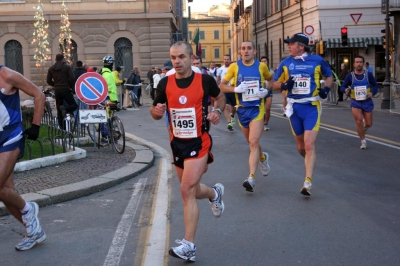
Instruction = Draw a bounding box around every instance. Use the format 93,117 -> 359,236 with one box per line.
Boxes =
0,136 -> 155,216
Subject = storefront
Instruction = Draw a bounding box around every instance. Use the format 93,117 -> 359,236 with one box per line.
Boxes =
326,37 -> 385,81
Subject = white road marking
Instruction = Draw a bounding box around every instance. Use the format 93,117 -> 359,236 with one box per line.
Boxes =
125,133 -> 172,266
103,178 -> 147,266
271,113 -> 400,150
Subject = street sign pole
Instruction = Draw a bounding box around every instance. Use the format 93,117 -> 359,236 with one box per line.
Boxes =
381,0 -> 394,109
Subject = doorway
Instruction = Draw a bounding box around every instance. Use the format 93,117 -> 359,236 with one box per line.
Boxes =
337,53 -> 352,73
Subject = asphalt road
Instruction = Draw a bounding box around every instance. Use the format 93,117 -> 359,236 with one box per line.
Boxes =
1,95 -> 399,266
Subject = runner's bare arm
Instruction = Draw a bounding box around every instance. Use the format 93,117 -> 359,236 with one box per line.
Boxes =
1,67 -> 45,126
207,91 -> 226,125
324,76 -> 334,88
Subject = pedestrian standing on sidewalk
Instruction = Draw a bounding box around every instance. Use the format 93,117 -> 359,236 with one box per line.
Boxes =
150,41 -> 226,262
0,64 -> 46,250
220,41 -> 273,193
340,55 -> 378,149
273,33 -> 333,196
46,54 -> 77,130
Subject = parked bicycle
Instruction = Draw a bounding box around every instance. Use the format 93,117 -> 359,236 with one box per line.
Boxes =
141,82 -> 153,101
124,83 -> 141,109
86,101 -> 125,154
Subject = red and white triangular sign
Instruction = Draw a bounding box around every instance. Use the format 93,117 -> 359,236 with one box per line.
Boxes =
350,13 -> 362,25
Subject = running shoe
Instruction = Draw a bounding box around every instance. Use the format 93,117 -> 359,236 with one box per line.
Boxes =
227,123 -> 233,131
209,183 -> 224,218
360,140 -> 367,150
259,152 -> 270,176
300,177 -> 312,196
230,116 -> 236,126
15,226 -> 46,251
21,202 -> 40,236
169,239 -> 196,262
243,177 -> 255,192
263,124 -> 270,131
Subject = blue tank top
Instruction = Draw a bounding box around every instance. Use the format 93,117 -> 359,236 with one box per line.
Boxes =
0,65 -> 23,129
350,72 -> 371,100
236,59 -> 262,107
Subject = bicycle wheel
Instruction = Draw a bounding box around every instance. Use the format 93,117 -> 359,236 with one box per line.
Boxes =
110,116 -> 125,154
44,101 -> 54,125
129,91 -> 139,109
86,123 -> 100,142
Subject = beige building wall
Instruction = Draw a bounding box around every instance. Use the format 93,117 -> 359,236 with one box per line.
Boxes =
0,0 -> 178,93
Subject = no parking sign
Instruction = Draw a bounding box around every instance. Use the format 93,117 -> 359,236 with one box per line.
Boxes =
75,73 -> 108,105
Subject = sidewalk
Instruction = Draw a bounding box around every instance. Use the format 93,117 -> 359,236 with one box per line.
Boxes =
0,134 -> 155,216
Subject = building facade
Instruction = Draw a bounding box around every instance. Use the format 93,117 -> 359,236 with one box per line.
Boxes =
188,4 -> 231,66
231,0 -> 398,81
0,0 -> 181,94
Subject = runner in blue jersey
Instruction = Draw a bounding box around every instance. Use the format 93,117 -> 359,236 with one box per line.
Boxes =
273,33 -> 333,196
340,55 -> 378,149
220,41 -> 273,192
0,65 -> 46,250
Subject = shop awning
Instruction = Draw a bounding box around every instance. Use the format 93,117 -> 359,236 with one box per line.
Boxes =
326,37 -> 382,48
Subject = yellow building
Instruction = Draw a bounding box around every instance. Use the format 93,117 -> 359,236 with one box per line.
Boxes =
188,4 -> 230,67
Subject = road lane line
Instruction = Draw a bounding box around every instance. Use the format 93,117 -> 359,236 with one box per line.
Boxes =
125,133 -> 172,266
103,178 -> 147,266
270,111 -> 400,149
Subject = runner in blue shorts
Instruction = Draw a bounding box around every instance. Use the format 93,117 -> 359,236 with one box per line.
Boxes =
0,64 -> 46,250
217,54 -> 237,131
260,56 -> 274,131
273,33 -> 333,196
220,41 -> 273,192
340,55 -> 378,150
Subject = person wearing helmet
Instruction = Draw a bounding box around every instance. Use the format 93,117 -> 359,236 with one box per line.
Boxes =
101,56 -> 118,103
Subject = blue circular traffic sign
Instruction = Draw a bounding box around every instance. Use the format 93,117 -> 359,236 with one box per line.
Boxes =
75,72 -> 108,104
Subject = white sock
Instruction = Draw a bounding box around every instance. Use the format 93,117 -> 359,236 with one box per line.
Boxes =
21,202 -> 31,214
183,239 -> 195,248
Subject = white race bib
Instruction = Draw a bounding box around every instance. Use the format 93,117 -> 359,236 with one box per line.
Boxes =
242,80 -> 261,102
292,77 -> 311,94
354,86 -> 367,101
170,107 -> 197,138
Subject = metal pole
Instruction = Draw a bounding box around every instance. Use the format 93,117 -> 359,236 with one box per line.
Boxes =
381,0 -> 393,109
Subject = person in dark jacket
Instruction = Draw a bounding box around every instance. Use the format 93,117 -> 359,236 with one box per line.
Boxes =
46,54 -> 77,130
73,60 -> 86,93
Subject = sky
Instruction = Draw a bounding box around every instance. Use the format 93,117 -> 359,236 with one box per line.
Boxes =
188,0 -> 230,12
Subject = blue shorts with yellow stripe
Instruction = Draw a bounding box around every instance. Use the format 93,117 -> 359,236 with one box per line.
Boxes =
350,98 -> 374,112
237,105 -> 264,128
289,102 -> 321,136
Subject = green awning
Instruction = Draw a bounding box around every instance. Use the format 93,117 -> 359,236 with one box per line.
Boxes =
326,37 -> 382,48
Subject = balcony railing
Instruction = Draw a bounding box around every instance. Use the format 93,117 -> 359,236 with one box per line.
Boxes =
382,0 -> 400,13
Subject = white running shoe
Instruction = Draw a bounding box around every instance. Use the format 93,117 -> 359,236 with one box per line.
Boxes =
263,124 -> 270,131
259,152 -> 270,176
360,140 -> 367,149
243,177 -> 255,192
209,183 -> 224,218
169,239 -> 196,262
15,226 -> 46,251
300,177 -> 312,196
22,202 -> 40,236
